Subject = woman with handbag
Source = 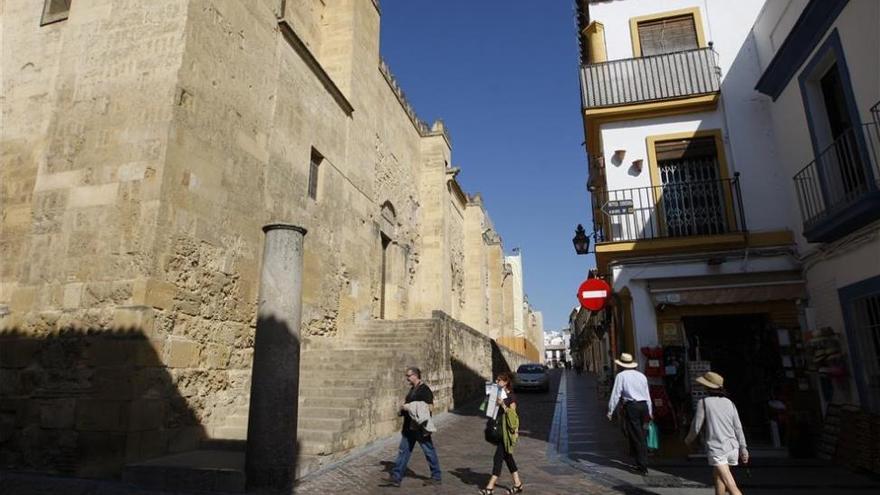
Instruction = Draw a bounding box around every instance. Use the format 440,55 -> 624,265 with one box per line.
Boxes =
480,371 -> 523,494
685,372 -> 749,495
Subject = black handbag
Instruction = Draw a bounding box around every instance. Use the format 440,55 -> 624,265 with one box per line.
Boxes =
484,417 -> 502,444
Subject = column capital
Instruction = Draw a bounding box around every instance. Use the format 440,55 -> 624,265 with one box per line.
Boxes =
262,223 -> 307,235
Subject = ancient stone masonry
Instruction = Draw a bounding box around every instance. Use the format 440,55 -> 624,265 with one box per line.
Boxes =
0,0 -> 543,481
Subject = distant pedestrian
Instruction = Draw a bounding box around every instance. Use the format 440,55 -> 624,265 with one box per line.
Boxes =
685,372 -> 749,495
385,367 -> 441,487
479,371 -> 523,494
606,352 -> 652,475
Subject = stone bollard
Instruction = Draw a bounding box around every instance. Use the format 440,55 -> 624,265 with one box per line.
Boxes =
246,223 -> 307,490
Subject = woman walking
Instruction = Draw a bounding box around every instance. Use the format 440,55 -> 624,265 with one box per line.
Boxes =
685,372 -> 749,495
479,371 -> 523,494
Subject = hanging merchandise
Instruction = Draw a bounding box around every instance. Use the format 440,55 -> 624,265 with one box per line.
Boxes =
649,384 -> 677,429
641,346 -> 664,377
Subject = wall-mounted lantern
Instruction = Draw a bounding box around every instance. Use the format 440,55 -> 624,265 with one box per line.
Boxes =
573,224 -> 590,255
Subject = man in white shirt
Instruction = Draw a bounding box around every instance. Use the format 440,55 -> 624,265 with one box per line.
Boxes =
606,352 -> 652,475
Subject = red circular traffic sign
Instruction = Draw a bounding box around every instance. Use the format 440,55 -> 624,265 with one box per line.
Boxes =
577,278 -> 611,311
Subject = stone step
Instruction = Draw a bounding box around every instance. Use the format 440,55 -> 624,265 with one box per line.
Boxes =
220,414 -> 248,429
200,438 -> 246,452
342,337 -> 429,344
299,396 -> 365,408
298,428 -> 337,445
298,416 -> 353,431
300,368 -> 395,378
298,406 -> 358,420
299,377 -> 377,389
123,450 -> 245,493
363,319 -> 435,327
298,387 -> 373,398
302,349 -> 400,358
213,426 -> 247,440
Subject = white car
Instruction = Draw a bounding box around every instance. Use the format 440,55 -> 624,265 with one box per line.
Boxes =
514,363 -> 550,392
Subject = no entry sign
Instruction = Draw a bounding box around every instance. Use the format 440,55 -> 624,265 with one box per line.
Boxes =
577,278 -> 611,311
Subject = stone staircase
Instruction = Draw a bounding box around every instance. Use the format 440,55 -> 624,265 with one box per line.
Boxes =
123,318 -> 450,491
296,318 -> 448,465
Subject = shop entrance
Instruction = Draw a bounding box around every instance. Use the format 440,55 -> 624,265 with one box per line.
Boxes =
682,313 -> 783,443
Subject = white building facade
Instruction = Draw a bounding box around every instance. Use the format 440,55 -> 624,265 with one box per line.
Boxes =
577,0 -> 827,449
750,0 -> 880,413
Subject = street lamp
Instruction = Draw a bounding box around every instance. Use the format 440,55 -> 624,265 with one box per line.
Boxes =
573,224 -> 590,255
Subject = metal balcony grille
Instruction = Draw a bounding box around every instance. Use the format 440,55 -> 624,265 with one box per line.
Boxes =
593,176 -> 746,243
794,122 -> 880,228
580,47 -> 720,109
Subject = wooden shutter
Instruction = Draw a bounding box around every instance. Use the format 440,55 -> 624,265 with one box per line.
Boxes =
638,15 -> 699,56
655,136 -> 716,161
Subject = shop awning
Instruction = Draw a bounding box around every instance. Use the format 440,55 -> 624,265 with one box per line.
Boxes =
649,272 -> 806,306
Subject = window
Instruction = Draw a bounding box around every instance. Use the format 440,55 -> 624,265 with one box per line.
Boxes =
307,148 -> 322,200
637,14 -> 699,56
655,136 -> 729,236
41,0 -> 71,26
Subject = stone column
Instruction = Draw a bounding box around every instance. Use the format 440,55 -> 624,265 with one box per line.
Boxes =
246,223 -> 307,490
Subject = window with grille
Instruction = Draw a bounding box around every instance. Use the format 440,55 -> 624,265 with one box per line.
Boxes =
41,0 -> 71,26
308,148 -> 322,200
655,136 -> 728,237
637,14 -> 699,56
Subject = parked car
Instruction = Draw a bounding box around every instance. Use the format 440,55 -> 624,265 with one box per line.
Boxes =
514,363 -> 550,392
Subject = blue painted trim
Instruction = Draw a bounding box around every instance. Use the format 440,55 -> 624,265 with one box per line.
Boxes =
838,275 -> 880,413
755,0 -> 849,100
797,29 -> 878,243
798,30 -> 869,179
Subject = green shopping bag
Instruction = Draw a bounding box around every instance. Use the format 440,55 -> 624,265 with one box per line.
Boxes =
646,421 -> 659,451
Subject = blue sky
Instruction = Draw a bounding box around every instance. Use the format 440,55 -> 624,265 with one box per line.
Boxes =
379,1 -> 594,331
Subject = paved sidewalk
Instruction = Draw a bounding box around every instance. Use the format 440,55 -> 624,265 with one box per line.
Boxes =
558,371 -> 880,495
293,370 -> 616,494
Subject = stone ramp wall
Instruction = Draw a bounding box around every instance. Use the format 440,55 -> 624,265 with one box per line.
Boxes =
423,311 -> 530,414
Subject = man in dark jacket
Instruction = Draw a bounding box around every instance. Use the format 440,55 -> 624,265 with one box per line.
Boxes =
385,366 -> 441,487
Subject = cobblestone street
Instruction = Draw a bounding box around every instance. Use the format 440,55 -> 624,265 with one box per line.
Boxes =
292,369 -> 616,495
5,369 -> 880,494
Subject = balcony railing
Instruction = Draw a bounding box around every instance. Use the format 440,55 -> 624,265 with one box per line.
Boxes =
593,175 -> 746,243
794,121 -> 880,240
872,100 -> 880,128
580,46 -> 720,109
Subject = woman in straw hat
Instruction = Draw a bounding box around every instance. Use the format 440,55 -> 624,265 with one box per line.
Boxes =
685,371 -> 749,495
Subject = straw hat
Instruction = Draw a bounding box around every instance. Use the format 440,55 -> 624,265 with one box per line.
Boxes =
614,352 -> 638,369
695,371 -> 724,389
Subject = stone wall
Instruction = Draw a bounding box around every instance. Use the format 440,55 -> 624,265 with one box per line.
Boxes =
0,0 -> 543,479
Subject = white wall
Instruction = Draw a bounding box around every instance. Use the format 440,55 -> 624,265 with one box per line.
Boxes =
505,253 -> 524,335
599,106 -> 791,234
593,0 -> 794,235
589,0 -> 766,72
751,0 -> 880,407
753,0 -> 880,253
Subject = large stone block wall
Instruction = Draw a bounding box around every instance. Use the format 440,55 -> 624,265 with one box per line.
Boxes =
0,0 -> 543,479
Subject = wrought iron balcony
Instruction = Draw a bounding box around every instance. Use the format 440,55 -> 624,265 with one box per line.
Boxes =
580,47 -> 720,109
794,120 -> 880,242
593,175 -> 746,243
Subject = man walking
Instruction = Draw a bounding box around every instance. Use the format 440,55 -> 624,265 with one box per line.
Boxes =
386,366 -> 441,487
607,353 -> 652,475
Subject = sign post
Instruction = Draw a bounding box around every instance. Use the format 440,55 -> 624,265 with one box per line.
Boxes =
577,278 -> 611,311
